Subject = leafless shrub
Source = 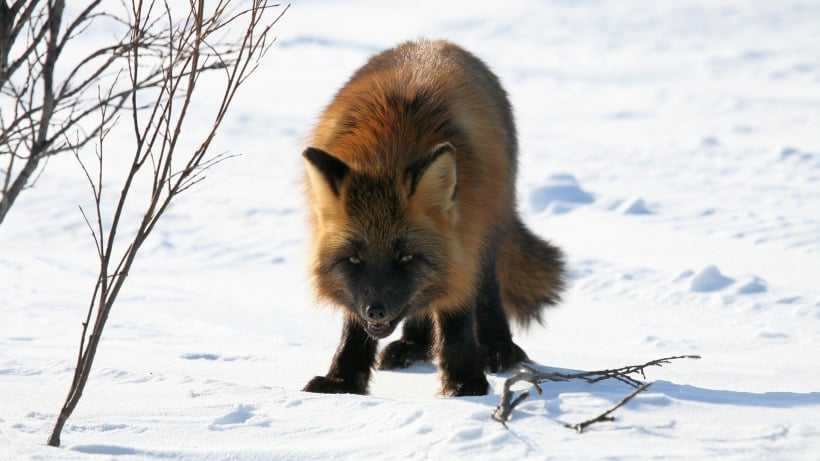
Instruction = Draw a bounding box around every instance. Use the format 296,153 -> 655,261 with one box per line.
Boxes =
46,0 -> 288,447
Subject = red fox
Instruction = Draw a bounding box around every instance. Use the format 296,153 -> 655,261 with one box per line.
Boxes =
302,39 -> 565,396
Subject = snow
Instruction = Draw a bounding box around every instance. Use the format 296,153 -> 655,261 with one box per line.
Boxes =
528,174 -> 595,214
617,197 -> 654,215
689,265 -> 735,293
2,0 -> 820,459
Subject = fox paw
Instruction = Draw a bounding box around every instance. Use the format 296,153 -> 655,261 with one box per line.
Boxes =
440,375 -> 489,397
302,376 -> 366,395
377,340 -> 430,370
485,341 -> 529,373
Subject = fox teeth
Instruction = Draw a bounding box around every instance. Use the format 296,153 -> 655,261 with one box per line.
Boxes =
368,322 -> 389,332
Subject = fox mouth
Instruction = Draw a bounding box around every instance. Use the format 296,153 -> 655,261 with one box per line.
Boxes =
364,319 -> 399,339
359,303 -> 410,339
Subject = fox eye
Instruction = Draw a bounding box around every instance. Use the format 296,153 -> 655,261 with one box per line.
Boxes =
398,254 -> 414,263
348,256 -> 362,265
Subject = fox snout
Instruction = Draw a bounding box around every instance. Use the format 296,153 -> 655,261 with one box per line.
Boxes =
357,293 -> 407,339
365,303 -> 388,321
349,264 -> 415,338
360,301 -> 402,338
363,308 -> 396,338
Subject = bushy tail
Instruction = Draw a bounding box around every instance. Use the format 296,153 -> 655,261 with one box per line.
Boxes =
496,217 -> 566,327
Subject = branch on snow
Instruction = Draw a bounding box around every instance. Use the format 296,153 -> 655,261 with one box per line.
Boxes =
491,355 -> 701,431
564,382 -> 652,433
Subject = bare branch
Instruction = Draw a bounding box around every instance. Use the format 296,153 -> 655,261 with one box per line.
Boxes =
1,1 -> 47,83
564,382 -> 653,433
1,0 -> 237,225
492,355 -> 700,428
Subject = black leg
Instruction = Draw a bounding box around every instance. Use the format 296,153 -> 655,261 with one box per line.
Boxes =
476,257 -> 529,372
303,312 -> 378,395
435,309 -> 489,396
377,314 -> 433,369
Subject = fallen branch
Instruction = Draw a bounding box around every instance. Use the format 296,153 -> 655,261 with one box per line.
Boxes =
564,382 -> 652,433
491,355 -> 700,429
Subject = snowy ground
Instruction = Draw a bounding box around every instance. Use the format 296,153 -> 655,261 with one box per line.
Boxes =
2,0 -> 820,459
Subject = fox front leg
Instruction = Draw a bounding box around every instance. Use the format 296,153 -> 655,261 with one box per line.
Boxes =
434,309 -> 489,397
303,312 -> 378,395
378,314 -> 434,370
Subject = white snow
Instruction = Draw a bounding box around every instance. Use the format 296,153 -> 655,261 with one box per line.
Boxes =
528,174 -> 595,214
618,197 -> 654,215
2,0 -> 820,459
689,265 -> 735,293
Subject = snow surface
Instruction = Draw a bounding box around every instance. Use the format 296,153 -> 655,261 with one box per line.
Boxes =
2,0 -> 820,459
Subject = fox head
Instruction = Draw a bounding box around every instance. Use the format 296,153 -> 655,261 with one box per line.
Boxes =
303,143 -> 461,339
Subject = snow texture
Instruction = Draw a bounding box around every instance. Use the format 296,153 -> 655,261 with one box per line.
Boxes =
529,174 -> 595,213
2,1 -> 820,460
689,265 -> 735,293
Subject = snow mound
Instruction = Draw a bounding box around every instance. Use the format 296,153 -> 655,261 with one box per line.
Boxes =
737,276 -> 768,295
529,174 -> 594,213
618,197 -> 654,215
211,404 -> 255,426
690,265 -> 735,292
780,146 -> 816,162
208,404 -> 271,431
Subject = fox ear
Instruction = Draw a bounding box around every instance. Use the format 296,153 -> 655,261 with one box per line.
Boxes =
405,142 -> 457,213
303,147 -> 349,198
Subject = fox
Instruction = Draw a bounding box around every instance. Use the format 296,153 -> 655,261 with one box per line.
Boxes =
301,39 -> 565,397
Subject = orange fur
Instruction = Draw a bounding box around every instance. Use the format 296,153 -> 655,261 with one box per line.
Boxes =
304,38 -> 563,322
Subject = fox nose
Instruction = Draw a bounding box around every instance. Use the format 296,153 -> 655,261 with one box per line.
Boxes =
365,303 -> 387,321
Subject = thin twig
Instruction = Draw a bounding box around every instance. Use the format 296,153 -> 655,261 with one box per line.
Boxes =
564,382 -> 653,433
